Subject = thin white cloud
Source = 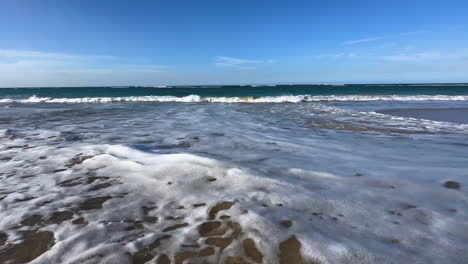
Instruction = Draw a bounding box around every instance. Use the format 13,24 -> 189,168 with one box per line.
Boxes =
315,53 -> 358,59
400,30 -> 431,36
381,51 -> 468,62
343,30 -> 430,45
343,37 -> 384,45
0,49 -> 171,87
215,56 -> 274,69
0,49 -> 116,61
314,49 -> 468,66
0,49 -> 166,72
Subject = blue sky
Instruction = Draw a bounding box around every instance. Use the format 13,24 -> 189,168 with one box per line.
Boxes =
0,0 -> 467,86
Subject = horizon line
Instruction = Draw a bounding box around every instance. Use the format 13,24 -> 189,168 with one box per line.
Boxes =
1,82 -> 468,89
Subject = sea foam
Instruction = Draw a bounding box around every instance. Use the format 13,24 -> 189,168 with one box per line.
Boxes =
1,94 -> 468,103
1,139 -> 467,264
1,96 -> 468,263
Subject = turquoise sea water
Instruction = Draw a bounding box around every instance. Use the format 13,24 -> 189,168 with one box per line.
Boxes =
1,84 -> 468,99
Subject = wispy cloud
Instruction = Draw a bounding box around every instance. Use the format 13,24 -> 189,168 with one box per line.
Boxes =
215,56 -> 274,69
0,49 -> 115,61
314,49 -> 468,66
0,49 -> 166,72
315,53 -> 358,59
343,37 -> 384,45
400,30 -> 431,36
381,51 -> 468,62
0,48 -> 173,87
343,30 -> 430,45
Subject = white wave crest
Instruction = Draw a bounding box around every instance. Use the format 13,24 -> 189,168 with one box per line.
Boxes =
1,94 -> 468,103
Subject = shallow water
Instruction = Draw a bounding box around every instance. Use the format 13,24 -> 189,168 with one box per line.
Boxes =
378,108 -> 468,124
1,88 -> 468,263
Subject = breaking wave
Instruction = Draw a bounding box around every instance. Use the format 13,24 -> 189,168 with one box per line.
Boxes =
1,94 -> 468,103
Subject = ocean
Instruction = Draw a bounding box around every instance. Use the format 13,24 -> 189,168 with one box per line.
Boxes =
0,84 -> 467,264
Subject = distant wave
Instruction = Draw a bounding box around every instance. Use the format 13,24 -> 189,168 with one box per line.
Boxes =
1,94 -> 468,103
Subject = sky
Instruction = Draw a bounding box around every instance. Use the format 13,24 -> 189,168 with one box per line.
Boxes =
0,0 -> 467,87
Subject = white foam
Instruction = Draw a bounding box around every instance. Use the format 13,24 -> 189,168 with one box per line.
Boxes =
1,101 -> 468,264
0,137 -> 467,263
1,94 -> 468,104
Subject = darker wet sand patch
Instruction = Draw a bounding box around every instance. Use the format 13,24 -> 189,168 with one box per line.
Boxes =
209,201 -> 235,220
174,251 -> 198,264
88,182 -> 113,192
58,177 -> 83,187
227,222 -> 242,238
199,247 -> 215,257
243,238 -> 263,263
0,157 -> 13,162
143,216 -> 158,223
120,219 -> 144,231
66,155 -> 93,168
5,195 -> 324,264
281,220 -> 293,228
225,256 -> 250,264
87,176 -> 110,184
443,181 -> 461,189
131,235 -> 171,264
142,205 -> 157,216
163,223 -> 189,232
0,232 -> 7,246
157,254 -> 171,264
198,221 -> 225,237
21,215 -> 42,226
78,196 -> 112,210
6,145 -> 28,150
15,196 -> 36,202
20,174 -> 36,179
0,231 -> 54,264
204,221 -> 242,250
278,235 -> 307,264
72,217 -> 87,225
48,211 -> 74,224
20,211 -> 74,228
122,219 -> 143,224
174,246 -> 216,264
205,237 -> 232,249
